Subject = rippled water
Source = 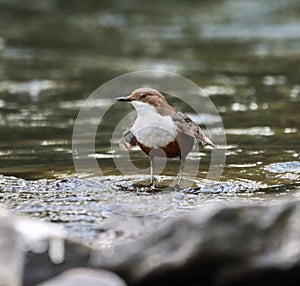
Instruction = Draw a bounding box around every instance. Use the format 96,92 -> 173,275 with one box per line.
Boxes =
0,0 -> 299,241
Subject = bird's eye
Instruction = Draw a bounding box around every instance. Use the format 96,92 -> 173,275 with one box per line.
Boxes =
140,93 -> 147,98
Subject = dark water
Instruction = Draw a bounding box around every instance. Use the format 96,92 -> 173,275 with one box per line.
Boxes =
0,0 -> 299,242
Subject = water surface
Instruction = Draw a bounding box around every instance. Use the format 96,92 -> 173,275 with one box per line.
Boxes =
0,0 -> 299,242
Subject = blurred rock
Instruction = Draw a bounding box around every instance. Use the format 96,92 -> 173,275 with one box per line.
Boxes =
1,200 -> 300,286
0,209 -> 92,286
37,268 -> 127,286
91,200 -> 300,286
0,210 -> 24,286
22,232 -> 91,286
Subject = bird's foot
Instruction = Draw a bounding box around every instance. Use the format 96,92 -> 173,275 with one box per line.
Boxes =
149,176 -> 158,188
174,176 -> 184,190
174,183 -> 180,191
149,184 -> 156,191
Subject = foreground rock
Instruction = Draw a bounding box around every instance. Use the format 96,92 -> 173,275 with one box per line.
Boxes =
38,268 -> 127,286
92,200 -> 300,286
1,198 -> 300,285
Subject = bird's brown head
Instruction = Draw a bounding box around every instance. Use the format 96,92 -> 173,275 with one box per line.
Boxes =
115,88 -> 173,113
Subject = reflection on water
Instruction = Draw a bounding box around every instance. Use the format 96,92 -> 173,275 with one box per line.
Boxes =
0,0 -> 299,241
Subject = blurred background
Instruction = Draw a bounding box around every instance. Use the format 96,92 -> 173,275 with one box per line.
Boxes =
0,0 -> 299,181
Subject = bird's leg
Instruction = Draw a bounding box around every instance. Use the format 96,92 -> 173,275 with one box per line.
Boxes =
149,155 -> 155,187
175,156 -> 185,189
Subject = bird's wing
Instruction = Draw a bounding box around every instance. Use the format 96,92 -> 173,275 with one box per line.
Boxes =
119,121 -> 137,151
171,111 -> 215,148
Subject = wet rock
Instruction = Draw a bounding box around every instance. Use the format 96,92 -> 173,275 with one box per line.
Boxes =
37,268 -> 127,286
264,161 -> 300,173
264,161 -> 300,182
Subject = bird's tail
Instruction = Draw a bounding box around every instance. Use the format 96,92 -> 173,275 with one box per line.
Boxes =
199,134 -> 215,149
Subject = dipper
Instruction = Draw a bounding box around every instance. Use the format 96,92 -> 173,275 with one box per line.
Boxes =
115,88 -> 214,187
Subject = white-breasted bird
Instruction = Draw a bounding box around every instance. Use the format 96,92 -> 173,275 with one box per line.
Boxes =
115,87 -> 214,187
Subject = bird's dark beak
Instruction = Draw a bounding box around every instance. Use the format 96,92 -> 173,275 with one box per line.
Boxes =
115,96 -> 131,102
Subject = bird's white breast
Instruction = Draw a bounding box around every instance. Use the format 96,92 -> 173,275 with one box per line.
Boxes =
130,101 -> 177,148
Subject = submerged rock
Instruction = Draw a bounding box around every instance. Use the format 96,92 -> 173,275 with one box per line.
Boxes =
1,199 -> 300,285
264,161 -> 300,181
264,161 -> 300,173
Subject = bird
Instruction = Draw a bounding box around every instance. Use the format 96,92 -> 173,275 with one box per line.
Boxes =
115,87 -> 214,188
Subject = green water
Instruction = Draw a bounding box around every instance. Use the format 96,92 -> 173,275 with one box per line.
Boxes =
0,0 -> 299,241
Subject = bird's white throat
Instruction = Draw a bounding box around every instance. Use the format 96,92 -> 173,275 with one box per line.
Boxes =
131,101 -> 154,113
130,101 -> 177,148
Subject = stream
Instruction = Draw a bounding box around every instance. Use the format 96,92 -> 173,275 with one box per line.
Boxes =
0,0 -> 299,243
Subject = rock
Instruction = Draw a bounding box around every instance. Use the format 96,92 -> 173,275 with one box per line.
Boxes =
91,199 -> 300,286
1,199 -> 300,286
22,232 -> 91,286
37,268 -> 127,286
0,210 -> 24,286
0,208 -> 92,286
